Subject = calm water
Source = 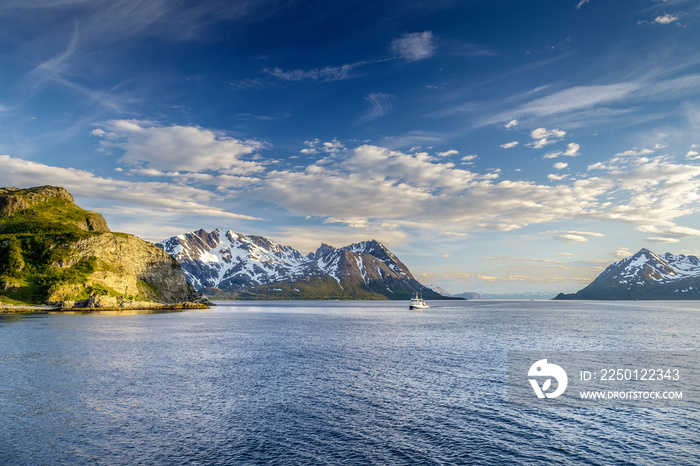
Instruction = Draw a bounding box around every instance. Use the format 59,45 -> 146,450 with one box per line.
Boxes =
0,300 -> 698,465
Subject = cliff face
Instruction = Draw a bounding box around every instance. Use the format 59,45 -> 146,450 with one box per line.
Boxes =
46,233 -> 198,307
0,186 -> 201,309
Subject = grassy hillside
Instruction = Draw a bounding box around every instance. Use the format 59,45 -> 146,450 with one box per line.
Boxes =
0,185 -> 109,235
0,186 -> 194,307
202,276 -> 391,301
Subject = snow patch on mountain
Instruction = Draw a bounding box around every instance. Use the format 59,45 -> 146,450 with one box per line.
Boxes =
555,247 -> 700,300
156,228 -> 440,300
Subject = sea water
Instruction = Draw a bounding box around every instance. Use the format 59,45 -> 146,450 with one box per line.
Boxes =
0,300 -> 698,465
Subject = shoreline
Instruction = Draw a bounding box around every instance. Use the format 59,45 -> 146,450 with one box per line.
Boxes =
0,302 -> 210,314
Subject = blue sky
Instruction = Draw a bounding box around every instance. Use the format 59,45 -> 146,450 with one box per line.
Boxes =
2,0 -> 700,295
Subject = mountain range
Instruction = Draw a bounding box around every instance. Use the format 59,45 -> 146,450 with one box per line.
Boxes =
555,248 -> 700,300
157,228 -> 447,300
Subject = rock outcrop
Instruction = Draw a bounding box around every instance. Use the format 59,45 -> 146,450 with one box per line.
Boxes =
0,186 -> 109,233
0,185 -> 205,309
46,233 -> 199,306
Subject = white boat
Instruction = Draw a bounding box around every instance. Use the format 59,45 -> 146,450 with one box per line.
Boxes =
409,292 -> 429,310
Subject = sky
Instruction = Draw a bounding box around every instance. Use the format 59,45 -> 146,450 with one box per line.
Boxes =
1,0 -> 700,296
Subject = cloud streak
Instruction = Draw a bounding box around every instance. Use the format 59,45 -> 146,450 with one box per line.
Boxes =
486,73 -> 700,127
265,62 -> 371,82
359,92 -> 393,123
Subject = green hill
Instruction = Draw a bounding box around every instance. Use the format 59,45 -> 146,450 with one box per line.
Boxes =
0,186 -> 202,310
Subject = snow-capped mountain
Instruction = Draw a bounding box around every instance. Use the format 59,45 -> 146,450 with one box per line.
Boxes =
555,248 -> 700,300
156,228 -> 443,300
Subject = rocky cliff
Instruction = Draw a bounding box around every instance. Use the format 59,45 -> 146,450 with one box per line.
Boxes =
0,186 -> 203,310
44,233 -> 200,308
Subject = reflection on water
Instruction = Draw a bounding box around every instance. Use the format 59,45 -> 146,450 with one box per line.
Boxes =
0,300 -> 698,465
49,308 -> 194,316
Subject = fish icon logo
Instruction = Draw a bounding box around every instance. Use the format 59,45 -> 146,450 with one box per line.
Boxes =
528,359 -> 568,399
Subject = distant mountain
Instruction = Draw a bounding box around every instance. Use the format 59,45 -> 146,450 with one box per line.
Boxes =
482,292 -> 554,300
555,248 -> 700,300
428,284 -> 452,296
451,292 -> 483,300
157,229 -> 450,300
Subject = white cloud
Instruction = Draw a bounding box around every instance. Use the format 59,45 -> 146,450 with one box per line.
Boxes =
654,14 -> 678,25
461,154 -> 478,162
563,143 -> 581,156
301,138 -> 320,155
321,139 -> 345,154
554,162 -> 568,170
501,141 -> 519,149
257,142 -> 700,240
556,234 -> 588,243
615,247 -> 632,258
610,148 -> 655,157
443,231 -> 471,237
13,130 -> 700,252
576,0 -> 590,10
686,150 -> 700,159
646,237 -> 680,243
254,144 -> 615,232
550,230 -> 605,243
636,225 -> 700,238
437,149 -> 459,157
505,119 -> 518,129
544,142 -> 580,159
0,155 -> 260,221
94,120 -> 265,174
587,154 -> 700,228
528,128 -> 566,149
548,173 -> 568,181
391,31 -> 435,62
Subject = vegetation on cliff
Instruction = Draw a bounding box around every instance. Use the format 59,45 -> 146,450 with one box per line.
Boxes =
0,186 -> 202,309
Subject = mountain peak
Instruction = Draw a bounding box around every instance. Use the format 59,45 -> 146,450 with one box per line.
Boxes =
556,247 -> 700,300
311,243 -> 337,259
158,229 -> 442,300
